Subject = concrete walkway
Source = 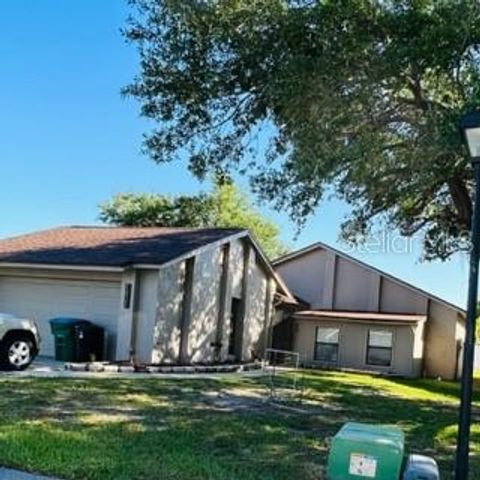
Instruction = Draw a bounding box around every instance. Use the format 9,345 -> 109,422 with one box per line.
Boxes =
1,356 -> 265,380
0,467 -> 58,479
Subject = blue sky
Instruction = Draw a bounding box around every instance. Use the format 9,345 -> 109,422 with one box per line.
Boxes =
0,0 -> 470,307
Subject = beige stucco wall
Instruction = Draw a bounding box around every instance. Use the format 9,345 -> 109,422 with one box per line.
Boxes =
242,254 -> 269,360
293,318 -> 420,377
276,248 -> 429,315
133,270 -> 159,363
217,238 -> 246,361
218,241 -> 242,361
187,247 -> 223,363
275,249 -> 327,308
333,258 -> 380,311
412,319 -> 426,377
229,239 -> 245,299
147,239 -> 276,365
115,270 -> 138,361
380,278 -> 428,314
151,261 -> 185,364
456,316 -> 466,379
424,300 -> 460,379
220,240 -> 273,362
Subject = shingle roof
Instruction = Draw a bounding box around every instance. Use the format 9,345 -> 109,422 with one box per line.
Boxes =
0,226 -> 245,268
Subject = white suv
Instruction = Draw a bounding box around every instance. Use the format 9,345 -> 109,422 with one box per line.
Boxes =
0,314 -> 40,370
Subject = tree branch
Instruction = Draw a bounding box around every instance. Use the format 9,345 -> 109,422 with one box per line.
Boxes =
447,176 -> 472,228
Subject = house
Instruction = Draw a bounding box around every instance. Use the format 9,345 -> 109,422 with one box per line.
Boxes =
273,242 -> 466,380
0,226 -> 292,364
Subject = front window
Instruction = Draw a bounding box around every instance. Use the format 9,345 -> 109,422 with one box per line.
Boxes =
314,327 -> 339,363
367,330 -> 393,367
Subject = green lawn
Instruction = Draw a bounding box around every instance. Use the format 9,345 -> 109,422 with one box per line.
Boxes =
0,370 -> 477,479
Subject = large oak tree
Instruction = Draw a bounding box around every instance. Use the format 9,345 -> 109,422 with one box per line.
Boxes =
124,0 -> 480,260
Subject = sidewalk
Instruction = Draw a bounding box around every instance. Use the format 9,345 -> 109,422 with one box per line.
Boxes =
0,468 -> 58,479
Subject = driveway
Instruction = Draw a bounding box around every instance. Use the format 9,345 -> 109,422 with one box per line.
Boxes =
25,356 -> 65,374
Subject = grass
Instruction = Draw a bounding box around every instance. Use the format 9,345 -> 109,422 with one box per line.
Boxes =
0,370 -> 477,479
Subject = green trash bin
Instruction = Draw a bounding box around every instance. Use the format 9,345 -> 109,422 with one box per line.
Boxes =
326,422 -> 405,480
49,318 -> 91,362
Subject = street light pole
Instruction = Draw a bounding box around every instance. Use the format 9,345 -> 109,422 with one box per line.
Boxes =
455,112 -> 480,480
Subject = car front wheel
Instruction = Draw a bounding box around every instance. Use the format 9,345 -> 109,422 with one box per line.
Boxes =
0,334 -> 36,371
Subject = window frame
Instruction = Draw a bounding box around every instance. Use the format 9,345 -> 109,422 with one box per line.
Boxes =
366,329 -> 394,367
314,326 -> 340,364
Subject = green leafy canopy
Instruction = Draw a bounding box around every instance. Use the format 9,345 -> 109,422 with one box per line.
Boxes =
124,0 -> 480,260
99,180 -> 288,258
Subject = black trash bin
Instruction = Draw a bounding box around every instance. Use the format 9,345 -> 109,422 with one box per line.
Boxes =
50,318 -> 105,362
74,323 -> 105,362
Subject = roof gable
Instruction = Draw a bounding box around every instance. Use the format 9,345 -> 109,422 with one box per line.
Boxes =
273,241 -> 465,315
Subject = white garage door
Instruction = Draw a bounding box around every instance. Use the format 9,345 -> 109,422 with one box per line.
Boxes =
0,276 -> 121,358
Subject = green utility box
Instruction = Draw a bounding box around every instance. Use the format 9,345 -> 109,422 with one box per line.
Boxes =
327,422 -> 405,480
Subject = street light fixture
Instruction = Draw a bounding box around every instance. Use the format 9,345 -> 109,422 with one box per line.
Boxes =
461,112 -> 480,161
455,111 -> 480,480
